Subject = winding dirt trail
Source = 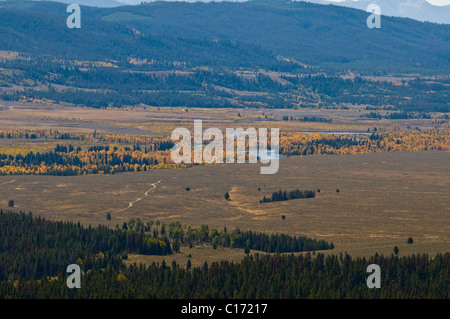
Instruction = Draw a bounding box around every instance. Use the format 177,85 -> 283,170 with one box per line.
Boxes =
113,180 -> 162,213
145,180 -> 162,196
114,198 -> 142,213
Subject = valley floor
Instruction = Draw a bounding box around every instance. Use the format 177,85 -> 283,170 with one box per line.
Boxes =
2,151 -> 449,260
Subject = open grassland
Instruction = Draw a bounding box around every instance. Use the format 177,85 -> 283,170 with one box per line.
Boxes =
0,103 -> 448,266
1,151 -> 449,262
0,102 -> 446,136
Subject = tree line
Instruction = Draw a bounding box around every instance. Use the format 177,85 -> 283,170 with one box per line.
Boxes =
0,210 -> 171,281
0,146 -> 175,175
1,251 -> 448,299
0,211 -> 334,282
261,189 -> 316,203
0,211 -> 447,298
122,219 -> 333,254
0,130 -> 448,175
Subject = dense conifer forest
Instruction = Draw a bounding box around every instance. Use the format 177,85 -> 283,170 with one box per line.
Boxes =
0,210 -> 448,298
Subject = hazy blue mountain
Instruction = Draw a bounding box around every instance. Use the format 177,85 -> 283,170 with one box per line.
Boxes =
0,0 -> 449,72
304,0 -> 450,24
0,1 -> 285,70
0,0 -> 126,7
96,0 -> 450,72
16,0 -> 450,22
4,0 -> 248,7
36,0 -> 125,7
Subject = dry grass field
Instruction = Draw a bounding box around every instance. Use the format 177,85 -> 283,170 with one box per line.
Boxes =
1,150 -> 449,262
0,101 -> 444,135
0,102 -> 448,267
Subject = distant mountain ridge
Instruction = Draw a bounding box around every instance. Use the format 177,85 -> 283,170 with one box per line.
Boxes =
304,0 -> 450,24
26,0 -> 450,24
0,0 -> 449,73
34,0 -> 125,7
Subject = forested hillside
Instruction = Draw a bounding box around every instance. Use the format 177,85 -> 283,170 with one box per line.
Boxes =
0,1 -> 448,111
1,0 -> 449,72
0,209 -> 448,298
0,210 -> 334,280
